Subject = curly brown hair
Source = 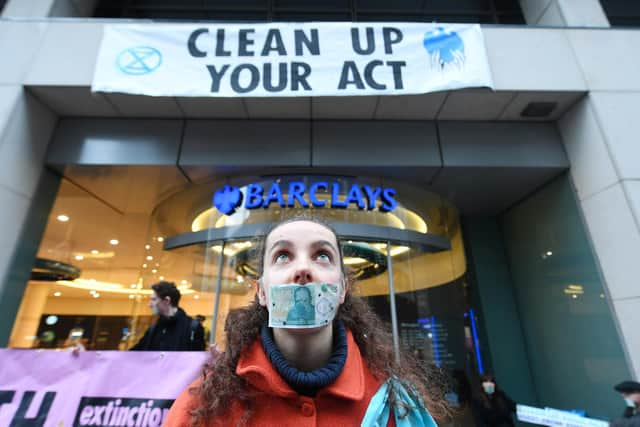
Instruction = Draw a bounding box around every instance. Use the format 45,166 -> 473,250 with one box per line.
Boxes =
189,217 -> 451,426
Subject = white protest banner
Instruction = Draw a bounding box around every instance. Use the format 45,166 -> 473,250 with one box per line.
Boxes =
92,22 -> 493,97
516,404 -> 609,427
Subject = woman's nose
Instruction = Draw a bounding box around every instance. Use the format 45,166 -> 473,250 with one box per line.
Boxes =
292,259 -> 314,284
293,268 -> 313,284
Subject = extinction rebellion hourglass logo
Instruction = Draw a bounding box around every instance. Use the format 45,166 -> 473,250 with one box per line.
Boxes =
213,181 -> 398,216
116,46 -> 162,75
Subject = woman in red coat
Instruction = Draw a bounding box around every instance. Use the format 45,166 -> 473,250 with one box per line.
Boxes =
165,217 -> 448,426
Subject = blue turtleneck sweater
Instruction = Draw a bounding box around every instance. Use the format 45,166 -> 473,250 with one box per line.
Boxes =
260,320 -> 348,397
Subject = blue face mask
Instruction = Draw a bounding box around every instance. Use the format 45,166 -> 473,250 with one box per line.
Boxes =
483,383 -> 495,395
625,397 -> 636,408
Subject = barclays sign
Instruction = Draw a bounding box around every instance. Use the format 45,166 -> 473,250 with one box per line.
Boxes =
213,181 -> 397,215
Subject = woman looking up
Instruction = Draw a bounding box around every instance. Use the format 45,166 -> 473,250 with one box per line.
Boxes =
165,217 -> 448,426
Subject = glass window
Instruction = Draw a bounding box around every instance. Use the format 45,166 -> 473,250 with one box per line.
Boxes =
601,0 -> 640,27
93,0 -> 524,24
501,174 -> 631,420
9,169 -> 468,363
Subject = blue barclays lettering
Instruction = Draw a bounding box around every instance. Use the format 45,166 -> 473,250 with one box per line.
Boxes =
309,182 -> 328,207
245,184 -> 264,209
263,182 -> 285,208
343,184 -> 366,210
287,182 -> 308,208
380,188 -> 397,212
213,181 -> 397,215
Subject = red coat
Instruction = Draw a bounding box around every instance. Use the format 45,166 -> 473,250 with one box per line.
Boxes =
164,329 -> 393,427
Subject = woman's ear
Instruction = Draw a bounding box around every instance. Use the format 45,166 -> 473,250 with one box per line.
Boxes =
257,278 -> 267,306
339,275 -> 348,304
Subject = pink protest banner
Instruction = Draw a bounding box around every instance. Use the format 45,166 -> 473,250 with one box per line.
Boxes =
0,349 -> 209,427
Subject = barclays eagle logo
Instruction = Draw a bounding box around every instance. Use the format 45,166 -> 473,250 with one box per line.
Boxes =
213,185 -> 243,215
423,27 -> 465,69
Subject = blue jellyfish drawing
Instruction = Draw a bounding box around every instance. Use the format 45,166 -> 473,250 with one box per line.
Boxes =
423,27 -> 465,69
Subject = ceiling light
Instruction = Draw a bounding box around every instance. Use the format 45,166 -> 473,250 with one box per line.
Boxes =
93,293 -> 100,298
546,251 -> 553,256
159,276 -> 164,280
157,237 -> 164,242
181,280 -> 188,285
145,244 -> 151,250
129,294 -> 135,299
53,291 -> 62,297
56,279 -> 195,295
151,269 -> 157,274
74,250 -> 115,259
146,255 -> 153,261
75,255 -> 84,261
109,239 -> 119,246
194,294 -> 200,299
57,214 -> 69,222
142,264 -> 147,268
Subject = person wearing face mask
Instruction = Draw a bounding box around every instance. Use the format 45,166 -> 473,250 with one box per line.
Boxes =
130,281 -> 205,351
473,373 -> 516,427
611,381 -> 640,427
164,217 -> 450,426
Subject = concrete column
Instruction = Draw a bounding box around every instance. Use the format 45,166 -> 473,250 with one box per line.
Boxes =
0,88 -> 58,346
558,26 -> 640,380
1,0 -> 98,17
559,95 -> 640,379
519,0 -> 609,27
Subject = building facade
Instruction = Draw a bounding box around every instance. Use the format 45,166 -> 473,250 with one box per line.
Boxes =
0,0 -> 638,422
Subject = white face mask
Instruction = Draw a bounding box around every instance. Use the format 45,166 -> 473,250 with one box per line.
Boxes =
483,383 -> 495,395
267,283 -> 340,329
625,397 -> 636,408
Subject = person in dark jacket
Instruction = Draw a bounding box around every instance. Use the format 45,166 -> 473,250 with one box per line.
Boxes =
474,373 -> 516,427
611,380 -> 640,427
130,281 -> 205,351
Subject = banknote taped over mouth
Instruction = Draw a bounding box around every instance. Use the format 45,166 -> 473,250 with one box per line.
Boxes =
268,283 -> 341,329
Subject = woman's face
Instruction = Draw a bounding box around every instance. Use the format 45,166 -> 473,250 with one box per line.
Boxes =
258,220 -> 345,307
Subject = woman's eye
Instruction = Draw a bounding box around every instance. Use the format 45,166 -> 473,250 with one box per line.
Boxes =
274,253 -> 289,264
316,253 -> 331,263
